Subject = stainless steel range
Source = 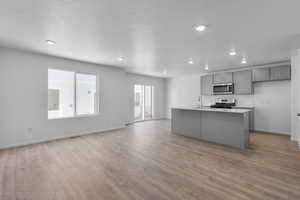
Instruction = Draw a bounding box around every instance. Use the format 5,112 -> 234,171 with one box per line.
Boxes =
210,98 -> 236,109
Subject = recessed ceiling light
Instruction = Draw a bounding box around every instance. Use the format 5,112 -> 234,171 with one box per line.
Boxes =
241,58 -> 247,64
46,40 -> 56,45
229,50 -> 237,56
188,59 -> 194,64
195,25 -> 206,32
204,64 -> 209,70
117,57 -> 124,61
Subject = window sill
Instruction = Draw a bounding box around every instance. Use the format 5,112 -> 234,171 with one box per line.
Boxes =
48,113 -> 101,120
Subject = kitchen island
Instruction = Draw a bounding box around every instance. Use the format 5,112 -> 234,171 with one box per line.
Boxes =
171,107 -> 251,148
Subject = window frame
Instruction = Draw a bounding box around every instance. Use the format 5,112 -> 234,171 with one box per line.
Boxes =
48,68 -> 99,120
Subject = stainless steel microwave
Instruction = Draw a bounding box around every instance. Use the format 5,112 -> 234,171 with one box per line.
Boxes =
213,83 -> 234,95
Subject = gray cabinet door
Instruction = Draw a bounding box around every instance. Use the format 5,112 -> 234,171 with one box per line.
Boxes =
213,72 -> 233,83
233,70 -> 252,94
252,68 -> 270,82
270,65 -> 291,81
171,109 -> 201,139
181,110 -> 201,139
201,75 -> 213,95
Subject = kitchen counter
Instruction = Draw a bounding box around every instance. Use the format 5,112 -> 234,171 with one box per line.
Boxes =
233,106 -> 254,108
172,106 -> 251,114
171,107 -> 250,148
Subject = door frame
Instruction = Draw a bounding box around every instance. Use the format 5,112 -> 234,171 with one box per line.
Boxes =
134,84 -> 154,122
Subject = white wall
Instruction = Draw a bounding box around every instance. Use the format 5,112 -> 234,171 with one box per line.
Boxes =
253,81 -> 291,134
0,48 -> 166,149
166,75 -> 200,118
291,50 -> 300,146
166,75 -> 291,135
126,73 -> 167,123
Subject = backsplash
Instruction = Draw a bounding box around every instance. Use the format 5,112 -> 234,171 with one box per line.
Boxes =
201,95 -> 254,107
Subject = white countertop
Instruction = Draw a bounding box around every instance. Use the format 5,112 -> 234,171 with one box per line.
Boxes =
233,106 -> 255,109
172,106 -> 251,114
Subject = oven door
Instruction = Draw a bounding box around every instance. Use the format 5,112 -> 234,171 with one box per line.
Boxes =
213,84 -> 234,95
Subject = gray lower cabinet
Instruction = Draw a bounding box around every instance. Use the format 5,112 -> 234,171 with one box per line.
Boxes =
172,108 -> 250,148
172,109 -> 201,139
200,111 -> 249,148
201,75 -> 213,95
213,72 -> 233,84
270,65 -> 291,81
235,107 -> 254,131
252,68 -> 270,82
233,70 -> 252,94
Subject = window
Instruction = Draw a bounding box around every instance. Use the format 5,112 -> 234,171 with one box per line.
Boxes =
48,69 -> 98,119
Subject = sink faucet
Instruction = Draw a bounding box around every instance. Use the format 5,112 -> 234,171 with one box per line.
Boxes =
197,96 -> 203,108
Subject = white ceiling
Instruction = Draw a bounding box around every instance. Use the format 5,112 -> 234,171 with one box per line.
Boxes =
0,0 -> 299,77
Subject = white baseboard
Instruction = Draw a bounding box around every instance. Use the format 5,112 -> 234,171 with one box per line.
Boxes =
128,117 -> 168,124
253,130 -> 290,136
0,125 -> 126,150
153,117 -> 169,120
291,135 -> 297,141
290,136 -> 300,148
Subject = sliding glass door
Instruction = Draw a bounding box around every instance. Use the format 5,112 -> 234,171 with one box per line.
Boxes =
144,86 -> 153,120
134,84 -> 154,121
134,85 -> 144,121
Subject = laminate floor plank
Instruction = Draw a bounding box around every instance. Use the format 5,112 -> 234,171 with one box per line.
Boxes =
0,120 -> 299,200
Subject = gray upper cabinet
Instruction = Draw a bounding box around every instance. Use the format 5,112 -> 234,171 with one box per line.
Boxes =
200,65 -> 290,96
233,70 -> 252,94
270,65 -> 291,81
252,68 -> 270,82
213,72 -> 233,84
201,75 -> 213,95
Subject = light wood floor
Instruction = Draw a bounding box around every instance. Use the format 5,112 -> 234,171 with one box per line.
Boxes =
1,120 -> 300,200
